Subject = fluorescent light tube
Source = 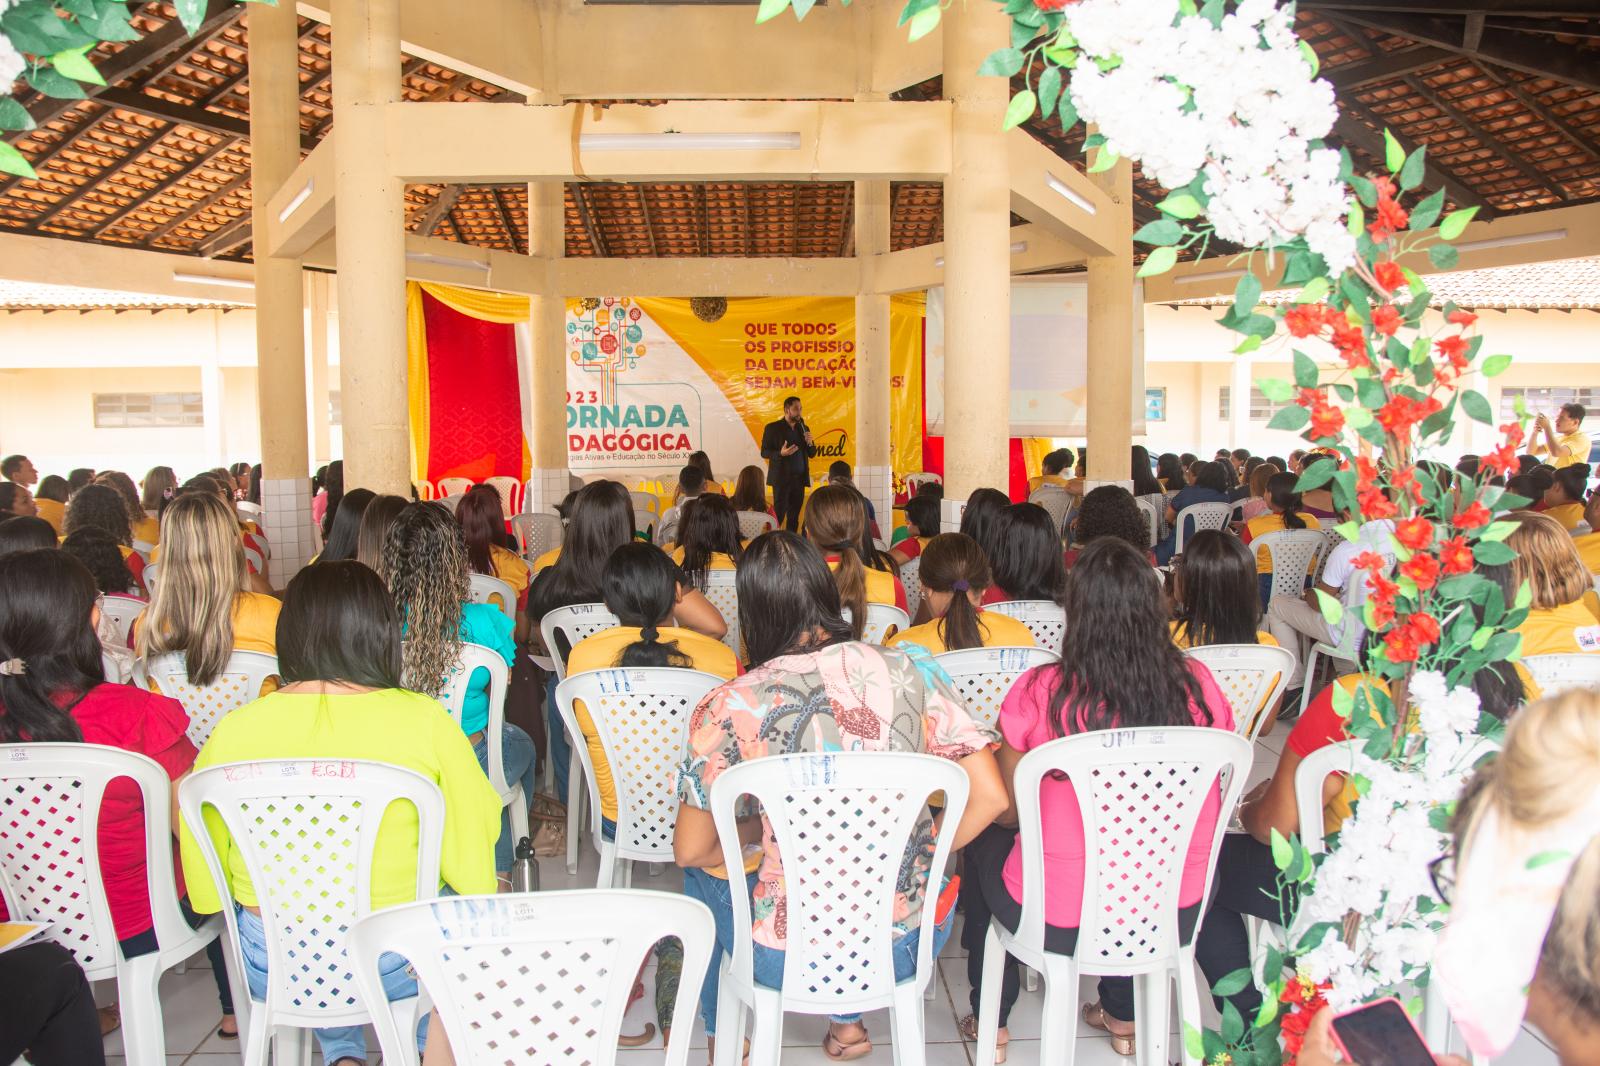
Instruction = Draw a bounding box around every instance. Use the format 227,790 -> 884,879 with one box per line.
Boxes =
1454,229 -> 1566,254
405,251 -> 491,273
172,272 -> 255,290
1045,171 -> 1097,214
277,180 -> 314,223
578,132 -> 802,152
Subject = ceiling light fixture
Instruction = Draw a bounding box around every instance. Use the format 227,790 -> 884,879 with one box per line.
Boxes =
276,180 -> 314,223
1045,171 -> 1097,214
578,132 -> 802,152
1454,229 -> 1567,254
172,272 -> 255,290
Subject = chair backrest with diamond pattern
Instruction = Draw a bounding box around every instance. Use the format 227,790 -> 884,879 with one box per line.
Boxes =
1027,486 -> 1071,536
1522,653 -> 1600,697
99,593 -> 147,649
1007,728 -> 1249,975
736,510 -> 777,540
134,650 -> 279,749
437,477 -> 473,498
179,759 -> 444,1028
539,603 -> 623,680
467,572 -> 517,621
934,647 -> 1060,733
1173,502 -> 1234,554
985,599 -> 1067,650
485,476 -> 520,517
557,669 -> 724,863
0,743 -> 192,981
698,569 -> 742,655
898,555 -> 924,616
351,891 -> 714,1066
1249,530 -> 1331,603
1182,643 -> 1296,743
511,512 -> 564,561
1134,495 -> 1162,549
841,603 -> 912,645
433,642 -> 515,805
709,751 -> 969,1015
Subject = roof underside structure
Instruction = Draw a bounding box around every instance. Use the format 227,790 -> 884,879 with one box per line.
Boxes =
1,1 -> 1597,264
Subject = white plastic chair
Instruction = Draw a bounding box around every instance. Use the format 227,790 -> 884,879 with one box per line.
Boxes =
243,541 -> 266,575
134,649 -> 280,749
351,891 -> 714,1066
1028,485 -> 1071,537
434,493 -> 463,515
435,641 -> 528,849
179,759 -> 442,1066
437,476 -> 473,497
899,554 -> 924,617
484,475 -> 520,517
986,599 -> 1068,650
842,602 -> 911,644
418,480 -> 436,501
131,538 -> 156,563
905,472 -> 942,492
142,561 -> 161,594
555,668 -> 724,887
700,568 -> 742,655
630,490 -> 662,533
973,728 -> 1252,1066
1184,643 -> 1296,744
99,593 -> 147,648
1249,529 -> 1330,604
539,603 -> 624,872
1296,554 -> 1393,718
934,646 -> 1059,732
0,743 -> 227,1066
1522,653 -> 1600,697
709,752 -> 969,1066
737,510 -> 777,539
1173,502 -> 1234,554
1135,495 -> 1162,549
467,571 -> 517,620
511,511 -> 564,562
236,500 -> 264,521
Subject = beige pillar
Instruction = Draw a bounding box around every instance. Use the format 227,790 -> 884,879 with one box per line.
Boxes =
855,179 -> 892,523
1084,145 -> 1136,486
332,0 -> 408,495
526,180 -> 569,512
307,271 -> 333,464
941,1 -> 1012,500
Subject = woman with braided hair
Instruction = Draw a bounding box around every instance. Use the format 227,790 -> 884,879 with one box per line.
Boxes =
379,500 -> 532,877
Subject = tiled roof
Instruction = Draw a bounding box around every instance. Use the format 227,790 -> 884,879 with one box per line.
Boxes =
0,278 -> 249,311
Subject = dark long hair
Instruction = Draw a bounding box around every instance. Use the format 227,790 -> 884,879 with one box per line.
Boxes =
1190,460 -> 1229,494
1156,453 -> 1184,492
277,560 -> 404,688
1073,485 -> 1148,554
62,528 -> 136,595
958,488 -> 1010,560
36,475 -> 69,504
989,503 -> 1066,603
919,533 -> 993,652
1265,471 -> 1307,530
0,516 -> 58,557
456,484 -> 507,576
1130,446 -> 1163,496
356,494 -> 408,569
0,551 -> 104,743
804,484 -> 872,639
320,487 -> 374,564
65,483 -> 133,547
602,543 -> 693,668
1047,538 -> 1210,736
534,480 -> 635,617
1171,530 -> 1261,647
731,465 -> 768,513
677,494 -> 743,591
903,495 -> 940,539
737,531 -> 853,666
320,459 -> 345,538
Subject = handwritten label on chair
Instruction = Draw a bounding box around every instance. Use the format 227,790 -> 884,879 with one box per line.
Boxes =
785,753 -> 837,786
311,761 -> 357,779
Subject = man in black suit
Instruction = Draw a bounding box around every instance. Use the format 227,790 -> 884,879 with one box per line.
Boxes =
760,395 -> 816,531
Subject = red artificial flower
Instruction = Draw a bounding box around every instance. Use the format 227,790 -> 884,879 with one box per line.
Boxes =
1395,515 -> 1435,550
1407,611 -> 1442,645
1351,551 -> 1390,573
1373,175 -> 1397,199
1371,304 -> 1403,336
1500,420 -> 1526,449
1033,0 -> 1078,10
1310,405 -> 1346,440
1285,303 -> 1327,339
1440,536 -> 1474,575
1448,309 -> 1478,328
1374,260 -> 1405,292
1452,501 -> 1492,530
1297,387 -> 1325,409
1483,443 -> 1519,477
1384,626 -> 1421,662
1368,571 -> 1400,628
1401,552 -> 1441,590
1376,394 -> 1443,437
1355,455 -> 1381,489
1369,194 -> 1410,242
1358,485 -> 1399,519
1435,334 -> 1470,370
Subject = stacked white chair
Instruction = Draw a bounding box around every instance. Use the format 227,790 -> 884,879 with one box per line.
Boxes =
484,475 -> 520,517
973,728 -> 1252,1066
436,641 -> 529,846
98,592 -> 147,648
843,602 -> 911,645
466,571 -> 517,621
351,891 -> 714,1066
1522,653 -> 1600,697
899,554 -> 924,617
540,603 -> 624,873
437,476 -> 473,497
134,649 -> 280,748
1172,501 -> 1233,554
710,752 -> 969,1066
700,568 -> 742,655
1183,643 -> 1297,743
511,511 -> 563,562
236,500 -> 264,523
905,472 -> 943,493
555,668 -> 724,887
243,541 -> 266,576
0,744 -> 228,1065
180,759 -> 441,1066
934,646 -> 1059,732
1249,529 -> 1331,604
986,599 -> 1068,650
629,490 -> 662,534
737,510 -> 778,539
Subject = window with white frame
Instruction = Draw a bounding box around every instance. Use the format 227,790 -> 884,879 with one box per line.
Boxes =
93,392 -> 204,429
1145,387 -> 1167,422
1499,387 -> 1596,423
1217,385 -> 1275,422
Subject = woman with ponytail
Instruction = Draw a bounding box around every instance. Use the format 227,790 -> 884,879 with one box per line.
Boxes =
567,543 -> 738,838
1241,471 -> 1322,608
889,534 -> 1038,653
804,484 -> 907,638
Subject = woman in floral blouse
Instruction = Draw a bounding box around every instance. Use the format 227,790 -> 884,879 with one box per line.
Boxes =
672,531 -> 1008,1063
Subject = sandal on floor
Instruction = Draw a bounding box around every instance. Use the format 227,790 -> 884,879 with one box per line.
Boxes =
1081,1001 -> 1136,1057
619,1023 -> 657,1047
215,1014 -> 238,1040
822,1026 -> 874,1061
958,1014 -> 1008,1064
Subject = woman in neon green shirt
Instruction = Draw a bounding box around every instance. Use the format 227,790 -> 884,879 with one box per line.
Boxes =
179,561 -> 499,1066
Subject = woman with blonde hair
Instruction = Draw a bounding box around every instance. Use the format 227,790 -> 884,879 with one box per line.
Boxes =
140,465 -> 178,527
1506,511 -> 1600,657
135,493 -> 279,685
804,483 -> 906,639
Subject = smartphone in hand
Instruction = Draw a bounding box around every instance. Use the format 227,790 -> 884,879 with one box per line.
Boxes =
1330,998 -> 1435,1066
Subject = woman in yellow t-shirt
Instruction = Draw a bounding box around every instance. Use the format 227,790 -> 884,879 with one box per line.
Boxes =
565,542 -> 739,833
1507,512 -> 1600,656
33,474 -> 68,534
805,484 -> 907,638
1541,466 -> 1588,533
670,493 -> 744,589
1240,471 -> 1322,608
95,471 -> 157,545
890,533 -> 1036,654
1168,530 -> 1281,650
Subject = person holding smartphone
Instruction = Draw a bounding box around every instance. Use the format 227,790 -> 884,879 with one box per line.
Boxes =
1531,402 -> 1591,470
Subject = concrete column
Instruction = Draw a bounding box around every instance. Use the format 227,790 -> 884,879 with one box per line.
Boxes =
525,180 -> 569,514
855,179 -> 893,527
332,0 -> 408,496
941,0 -> 1012,499
1229,351 -> 1252,451
1084,145 -> 1136,489
307,270 -> 333,464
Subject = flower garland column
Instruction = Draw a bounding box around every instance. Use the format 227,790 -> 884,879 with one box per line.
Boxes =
1084,143 -> 1136,488
332,0 -> 409,496
941,0 -> 1012,507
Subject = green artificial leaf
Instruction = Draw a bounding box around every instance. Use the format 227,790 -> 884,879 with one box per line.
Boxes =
1331,678 -> 1355,721
1258,378 -> 1295,403
1470,625 -> 1493,651
1133,218 -> 1184,247
1345,406 -> 1374,430
0,97 -> 35,133
1002,89 -> 1037,130
1383,129 -> 1405,174
176,0 -> 209,34
1481,353 -> 1512,377
1223,1001 -> 1246,1046
1270,828 -> 1293,871
1481,520 -> 1518,543
907,5 -> 941,41
49,45 -> 106,86
1267,405 -> 1310,432
1158,193 -> 1202,220
1439,207 -> 1480,242
26,66 -> 87,100
899,0 -> 939,24
1461,389 -> 1493,424
2,2 -> 94,55
1527,849 -> 1571,870
1281,248 -> 1327,287
1347,200 -> 1364,238
1335,519 -> 1360,543
792,0 -> 820,19
84,1 -> 141,42
1316,588 -> 1344,627
1037,65 -> 1062,116
1515,580 -> 1532,611
1183,1024 -> 1205,1062
1235,335 -> 1263,355
979,47 -> 1026,77
0,139 -> 38,180
1350,173 -> 1378,209
1299,38 -> 1320,76
1296,459 -> 1337,492
1087,145 -> 1119,173
1409,188 -> 1446,234
1356,376 -> 1387,409
1399,145 -> 1426,192
1057,93 -> 1079,130
1213,968 -> 1254,997
1255,996 -> 1280,1027
1240,313 -> 1277,339
1429,242 -> 1460,270
1235,271 -> 1263,314
1474,540 -> 1517,566
1293,349 -> 1319,388
1295,276 -> 1330,304
1137,245 -> 1178,278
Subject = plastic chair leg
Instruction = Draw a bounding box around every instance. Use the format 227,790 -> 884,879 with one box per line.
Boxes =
509,783 -> 530,843
1175,949 -> 1206,1066
890,983 -> 927,1066
1134,969 -> 1171,1066
749,992 -> 784,1066
1299,647 -> 1320,717
974,925 -> 1008,1066
273,1025 -> 313,1066
1040,955 -> 1079,1066
239,998 -> 272,1066
712,967 -> 747,1066
1422,982 -> 1451,1052
565,744 -> 582,875
597,841 -> 617,889
115,952 -> 167,1066
1022,966 -> 1039,992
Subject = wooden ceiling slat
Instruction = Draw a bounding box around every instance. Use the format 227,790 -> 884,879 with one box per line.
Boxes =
1401,73 -> 1569,200
25,124 -> 175,233
139,165 -> 251,247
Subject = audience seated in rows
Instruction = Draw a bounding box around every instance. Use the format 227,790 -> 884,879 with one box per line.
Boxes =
887,533 -> 1036,654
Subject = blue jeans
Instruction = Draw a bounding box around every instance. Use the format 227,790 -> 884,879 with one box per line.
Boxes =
473,722 -> 538,871
683,867 -> 954,1033
235,906 -> 426,1063
545,676 -> 573,803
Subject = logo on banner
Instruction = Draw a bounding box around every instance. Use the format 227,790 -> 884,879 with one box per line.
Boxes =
812,427 -> 849,459
568,297 -> 647,406
568,382 -> 702,470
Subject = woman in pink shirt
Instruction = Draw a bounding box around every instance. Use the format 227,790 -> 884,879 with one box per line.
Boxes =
957,538 -> 1235,1061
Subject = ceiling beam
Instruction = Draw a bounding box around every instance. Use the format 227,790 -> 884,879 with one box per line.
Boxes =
1333,101 -> 1491,212
196,213 -> 254,257
94,87 -> 319,153
26,124 -> 175,232
1400,74 -> 1568,201
489,185 -> 523,255
1005,131 -> 1124,258
1477,65 -> 1600,168
1313,9 -> 1600,91
1484,16 -> 1600,39
416,184 -> 464,238
572,184 -> 608,257
636,186 -> 659,257
138,167 -> 252,247
1323,45 -> 1455,89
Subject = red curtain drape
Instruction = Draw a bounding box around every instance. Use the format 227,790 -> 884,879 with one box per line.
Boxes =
421,290 -> 526,484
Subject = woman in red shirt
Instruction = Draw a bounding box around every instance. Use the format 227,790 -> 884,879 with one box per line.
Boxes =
0,550 -> 235,1040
